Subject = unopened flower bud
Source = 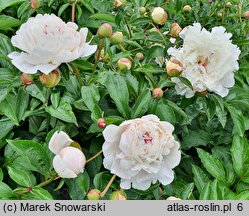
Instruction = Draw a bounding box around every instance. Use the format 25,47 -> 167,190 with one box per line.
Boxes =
21,73 -> 33,85
218,12 -> 223,17
197,90 -> 208,97
152,88 -> 164,99
244,11 -> 249,19
151,7 -> 167,25
98,49 -> 110,62
114,0 -> 126,8
87,189 -> 101,200
170,22 -> 182,38
166,59 -> 183,77
109,190 -> 127,200
110,32 -> 124,44
183,5 -> 192,12
166,196 -> 182,200
226,2 -> 232,6
136,52 -> 144,61
98,118 -> 106,129
30,0 -> 40,9
208,0 -> 213,3
98,23 -> 112,38
117,58 -> 132,70
139,7 -> 146,14
39,69 -> 61,88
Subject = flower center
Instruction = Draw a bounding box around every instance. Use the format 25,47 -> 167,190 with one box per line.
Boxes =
142,131 -> 153,144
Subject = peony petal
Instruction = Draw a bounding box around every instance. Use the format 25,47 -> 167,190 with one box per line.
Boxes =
102,124 -> 120,142
120,179 -> 131,190
53,155 -> 77,178
59,147 -> 86,175
80,44 -> 97,58
48,131 -> 73,155
141,114 -> 160,122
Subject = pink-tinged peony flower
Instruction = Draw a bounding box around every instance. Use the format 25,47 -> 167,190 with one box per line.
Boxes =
49,131 -> 86,178
102,114 -> 181,190
8,14 -> 97,74
167,23 -> 240,98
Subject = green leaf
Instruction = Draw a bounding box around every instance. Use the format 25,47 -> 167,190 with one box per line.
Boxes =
227,105 -> 245,136
0,168 -> 3,181
236,191 -> 249,200
81,84 -> 100,112
181,130 -> 212,150
7,139 -> 51,176
199,182 -> 211,200
0,182 -> 14,199
135,64 -> 165,73
26,83 -> 46,103
101,73 -> 130,119
16,88 -> 29,122
153,100 -> 176,124
231,136 -> 249,177
7,166 -> 33,187
0,88 -> 9,104
0,119 -> 14,140
66,172 -> 90,200
0,99 -> 19,125
50,92 -> 60,109
58,3 -> 70,16
178,76 -> 193,90
32,188 -> 54,200
197,148 -> 226,184
90,13 -> 115,23
0,0 -> 26,12
192,165 -> 210,193
180,183 -> 194,200
132,89 -> 151,118
45,99 -> 78,126
0,15 -> 22,30
146,46 -> 165,61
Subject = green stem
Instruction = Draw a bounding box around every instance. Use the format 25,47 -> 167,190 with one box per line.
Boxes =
151,23 -> 167,46
86,150 -> 103,163
71,63 -> 83,86
100,174 -> 117,197
87,38 -> 105,85
118,44 -> 126,52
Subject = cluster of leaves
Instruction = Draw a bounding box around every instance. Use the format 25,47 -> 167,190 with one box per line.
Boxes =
0,0 -> 249,200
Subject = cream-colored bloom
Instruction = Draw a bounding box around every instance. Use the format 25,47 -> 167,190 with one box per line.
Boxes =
168,23 -> 240,98
8,14 -> 97,74
49,131 -> 86,178
166,196 -> 182,200
102,114 -> 181,190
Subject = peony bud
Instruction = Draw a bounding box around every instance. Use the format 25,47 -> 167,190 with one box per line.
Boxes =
98,23 -> 112,38
114,0 -> 126,8
226,2 -> 232,6
208,0 -> 213,3
139,7 -> 146,14
21,73 -> 33,85
117,58 -> 132,70
39,69 -> 61,88
183,5 -> 192,12
30,0 -> 40,9
170,22 -> 182,38
98,49 -> 110,62
166,59 -> 183,77
152,88 -> 164,99
109,190 -> 127,200
53,147 -> 86,178
135,52 -> 144,61
218,12 -> 223,17
151,7 -> 167,25
244,11 -> 249,19
87,189 -> 101,200
110,32 -> 124,44
98,118 -> 106,129
166,196 -> 182,200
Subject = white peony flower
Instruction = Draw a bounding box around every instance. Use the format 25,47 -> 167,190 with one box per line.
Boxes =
8,14 -> 97,74
102,114 -> 181,191
49,131 -> 86,178
167,23 -> 240,98
166,196 -> 182,200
